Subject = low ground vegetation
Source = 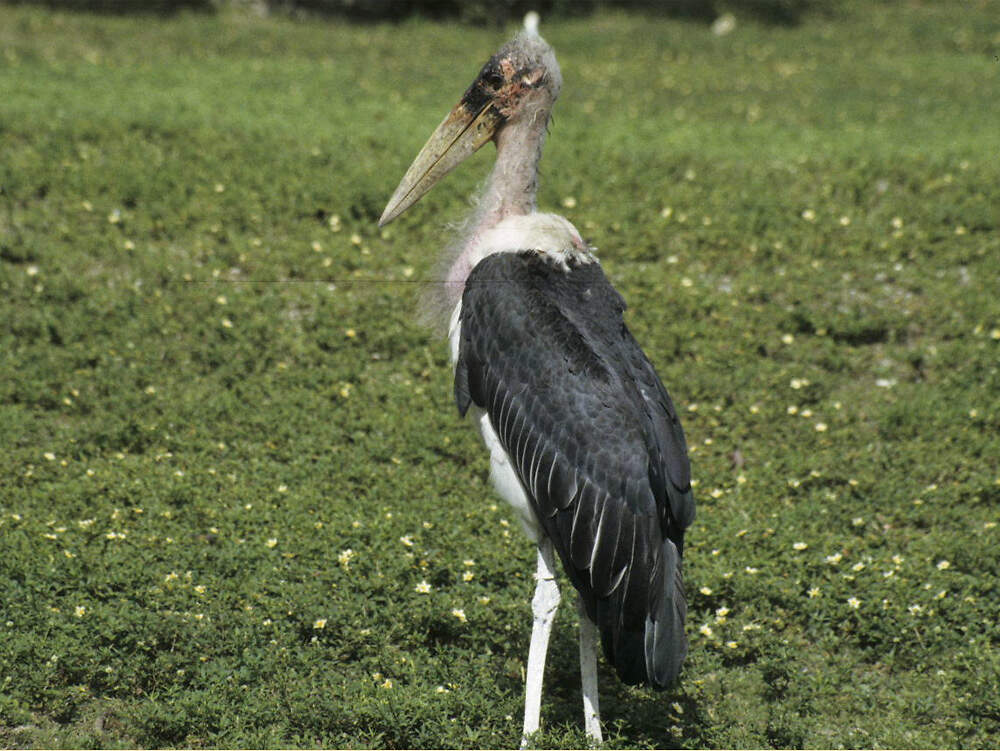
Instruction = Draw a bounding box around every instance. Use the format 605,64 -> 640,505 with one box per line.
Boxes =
1,2 -> 998,747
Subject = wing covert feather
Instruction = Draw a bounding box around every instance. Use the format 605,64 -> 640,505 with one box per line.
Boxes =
454,251 -> 694,688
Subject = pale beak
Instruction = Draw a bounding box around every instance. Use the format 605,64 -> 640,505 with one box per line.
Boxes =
378,96 -> 504,227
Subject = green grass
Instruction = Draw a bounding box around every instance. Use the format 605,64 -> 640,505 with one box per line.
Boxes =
2,2 -> 999,747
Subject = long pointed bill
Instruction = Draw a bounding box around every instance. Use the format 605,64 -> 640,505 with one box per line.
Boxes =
378,99 -> 503,227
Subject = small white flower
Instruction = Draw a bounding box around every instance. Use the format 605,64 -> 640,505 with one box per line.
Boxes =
847,597 -> 861,609
414,580 -> 431,594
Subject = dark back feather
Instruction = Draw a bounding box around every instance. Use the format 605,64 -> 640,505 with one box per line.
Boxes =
454,251 -> 695,688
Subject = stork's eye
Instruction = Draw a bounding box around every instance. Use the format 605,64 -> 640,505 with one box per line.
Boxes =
481,68 -> 504,89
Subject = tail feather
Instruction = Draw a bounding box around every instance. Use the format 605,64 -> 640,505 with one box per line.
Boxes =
591,538 -> 687,688
644,540 -> 687,688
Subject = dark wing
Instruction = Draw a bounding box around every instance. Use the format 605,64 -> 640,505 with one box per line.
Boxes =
454,251 -> 695,688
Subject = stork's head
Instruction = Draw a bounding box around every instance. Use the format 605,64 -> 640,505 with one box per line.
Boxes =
379,16 -> 562,227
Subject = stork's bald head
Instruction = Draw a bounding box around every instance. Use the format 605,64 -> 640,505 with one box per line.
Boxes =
379,22 -> 561,227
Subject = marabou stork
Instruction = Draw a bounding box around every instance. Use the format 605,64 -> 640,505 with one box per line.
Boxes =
379,14 -> 695,747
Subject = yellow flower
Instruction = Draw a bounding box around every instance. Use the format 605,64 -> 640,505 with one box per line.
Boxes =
265,538 -> 278,548
451,608 -> 467,623
313,619 -> 327,630
74,605 -> 86,617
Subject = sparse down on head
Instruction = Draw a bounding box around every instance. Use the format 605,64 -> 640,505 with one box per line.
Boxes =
379,23 -> 562,227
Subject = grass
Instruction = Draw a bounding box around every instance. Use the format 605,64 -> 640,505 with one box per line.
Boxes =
1,1 -> 999,747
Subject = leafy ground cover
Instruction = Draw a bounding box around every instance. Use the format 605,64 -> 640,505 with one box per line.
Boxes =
1,2 -> 998,747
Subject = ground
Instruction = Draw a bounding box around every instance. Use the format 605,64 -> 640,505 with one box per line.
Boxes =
1,2 -> 999,747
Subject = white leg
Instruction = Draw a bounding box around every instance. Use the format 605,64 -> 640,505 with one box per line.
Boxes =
578,598 -> 603,745
520,538 -> 560,749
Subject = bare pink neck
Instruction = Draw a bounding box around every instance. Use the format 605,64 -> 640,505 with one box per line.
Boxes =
446,111 -> 549,301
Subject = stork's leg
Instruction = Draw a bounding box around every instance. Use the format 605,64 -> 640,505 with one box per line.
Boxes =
577,597 -> 603,745
520,538 -> 560,749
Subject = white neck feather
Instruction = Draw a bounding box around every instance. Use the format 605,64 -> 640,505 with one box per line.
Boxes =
446,212 -> 595,295
472,213 -> 595,270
